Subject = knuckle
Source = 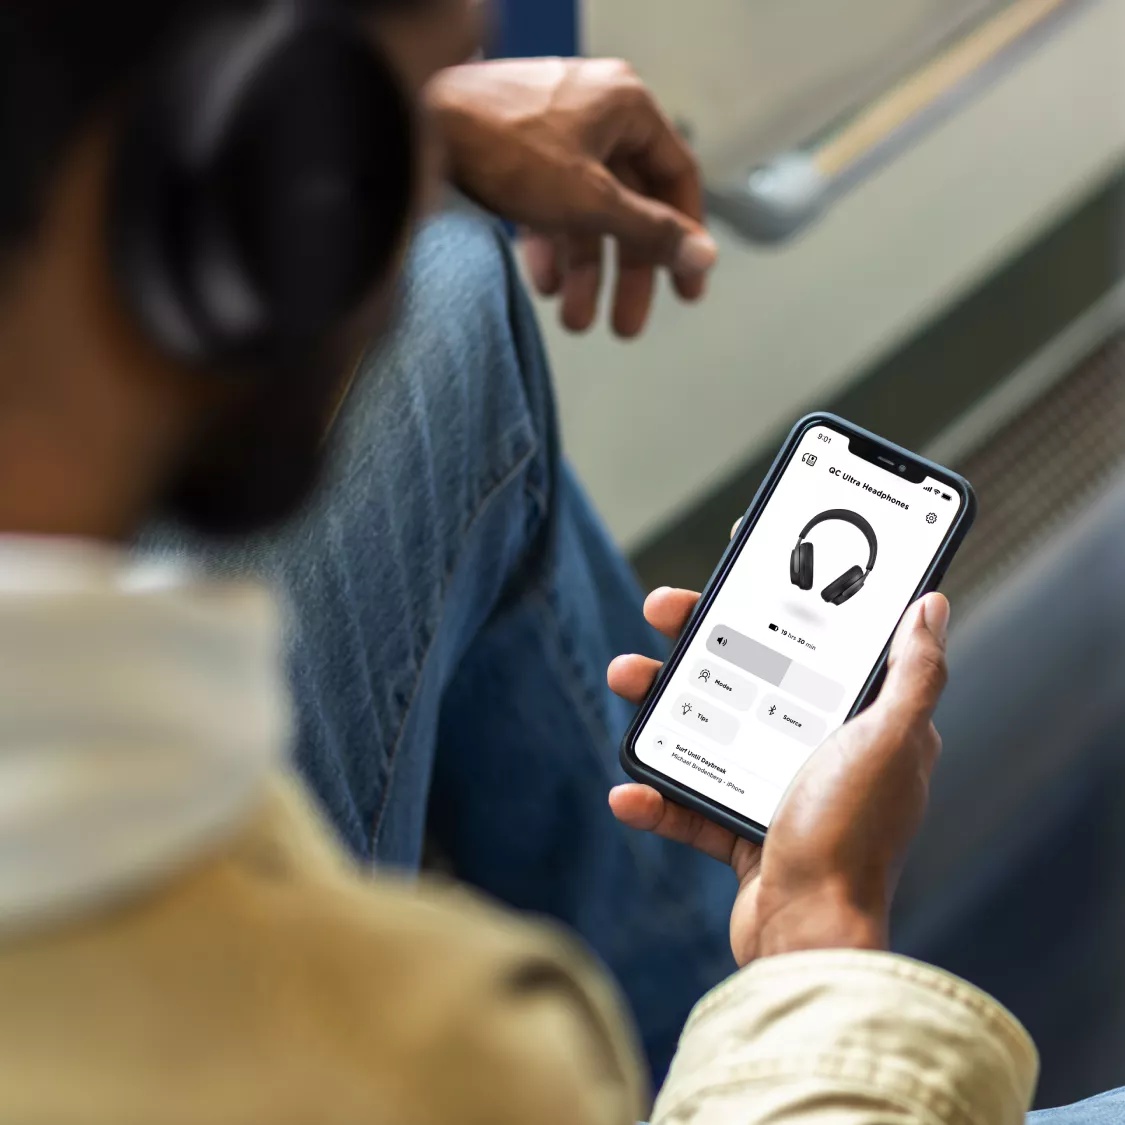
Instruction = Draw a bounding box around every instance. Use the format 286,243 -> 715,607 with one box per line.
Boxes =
572,165 -> 621,223
658,222 -> 684,261
559,162 -> 612,226
620,77 -> 653,113
604,57 -> 639,82
686,815 -> 707,850
924,646 -> 950,693
910,636 -> 949,694
597,58 -> 649,104
638,207 -> 685,260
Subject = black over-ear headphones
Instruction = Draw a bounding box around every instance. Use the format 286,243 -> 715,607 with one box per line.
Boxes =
111,1 -> 416,374
789,509 -> 878,606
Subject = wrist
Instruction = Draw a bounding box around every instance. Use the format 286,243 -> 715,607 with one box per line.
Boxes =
751,881 -> 888,960
423,68 -> 485,193
424,66 -> 466,119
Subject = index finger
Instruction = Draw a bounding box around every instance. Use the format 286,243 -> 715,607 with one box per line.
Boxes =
612,92 -> 709,301
613,90 -> 704,224
643,586 -> 701,639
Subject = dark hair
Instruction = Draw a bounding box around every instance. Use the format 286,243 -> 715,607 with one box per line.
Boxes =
0,2 -> 412,252
0,4 -> 223,253
0,1 -> 419,539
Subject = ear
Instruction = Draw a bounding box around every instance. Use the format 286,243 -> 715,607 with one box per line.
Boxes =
2,124 -> 213,529
821,565 -> 866,605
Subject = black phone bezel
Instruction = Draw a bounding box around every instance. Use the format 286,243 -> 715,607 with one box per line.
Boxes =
619,411 -> 978,844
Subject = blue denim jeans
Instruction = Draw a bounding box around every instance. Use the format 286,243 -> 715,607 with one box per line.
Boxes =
1031,1090 -> 1125,1123
143,203 -> 736,1084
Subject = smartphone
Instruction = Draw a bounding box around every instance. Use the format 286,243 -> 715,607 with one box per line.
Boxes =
622,413 -> 976,843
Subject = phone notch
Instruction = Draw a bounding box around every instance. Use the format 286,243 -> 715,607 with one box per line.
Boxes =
847,435 -> 926,484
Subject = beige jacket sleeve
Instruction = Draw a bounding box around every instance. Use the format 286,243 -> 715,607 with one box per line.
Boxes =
0,774 -> 1036,1125
655,949 -> 1038,1125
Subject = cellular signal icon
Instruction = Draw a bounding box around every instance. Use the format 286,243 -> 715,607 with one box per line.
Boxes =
923,485 -> 935,493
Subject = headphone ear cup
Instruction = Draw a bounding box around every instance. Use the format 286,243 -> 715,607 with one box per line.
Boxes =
790,542 -> 814,590
822,565 -> 867,606
112,8 -> 416,371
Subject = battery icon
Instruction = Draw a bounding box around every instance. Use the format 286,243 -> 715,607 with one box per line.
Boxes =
941,492 -> 953,501
769,623 -> 780,632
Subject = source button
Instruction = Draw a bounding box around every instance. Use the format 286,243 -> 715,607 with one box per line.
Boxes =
757,694 -> 827,748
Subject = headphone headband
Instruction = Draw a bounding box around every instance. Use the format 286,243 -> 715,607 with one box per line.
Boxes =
797,509 -> 878,572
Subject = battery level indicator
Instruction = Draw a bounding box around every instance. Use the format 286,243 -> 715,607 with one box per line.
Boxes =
941,492 -> 953,501
768,623 -> 780,632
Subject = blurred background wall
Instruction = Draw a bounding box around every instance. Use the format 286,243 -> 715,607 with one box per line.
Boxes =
551,0 -> 1125,554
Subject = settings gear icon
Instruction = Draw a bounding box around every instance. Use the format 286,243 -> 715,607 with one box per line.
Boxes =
926,512 -> 938,525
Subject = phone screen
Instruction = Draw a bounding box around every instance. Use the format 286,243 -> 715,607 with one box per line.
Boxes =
633,421 -> 965,831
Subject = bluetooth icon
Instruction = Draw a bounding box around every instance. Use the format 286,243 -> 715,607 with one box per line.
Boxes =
768,704 -> 777,717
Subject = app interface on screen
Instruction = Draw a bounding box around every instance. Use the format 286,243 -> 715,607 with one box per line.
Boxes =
635,423 -> 964,829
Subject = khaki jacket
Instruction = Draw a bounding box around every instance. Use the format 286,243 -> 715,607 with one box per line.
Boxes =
0,777 -> 1037,1125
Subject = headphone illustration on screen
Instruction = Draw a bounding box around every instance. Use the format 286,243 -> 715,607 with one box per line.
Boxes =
110,0 -> 416,374
789,509 -> 879,606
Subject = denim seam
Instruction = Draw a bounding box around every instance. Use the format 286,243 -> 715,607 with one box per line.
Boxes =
524,477 -> 550,539
369,425 -> 538,849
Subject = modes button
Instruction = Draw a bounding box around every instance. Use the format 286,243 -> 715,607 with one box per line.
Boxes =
690,660 -> 757,711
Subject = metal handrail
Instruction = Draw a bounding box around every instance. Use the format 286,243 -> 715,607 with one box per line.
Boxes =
707,0 -> 1093,245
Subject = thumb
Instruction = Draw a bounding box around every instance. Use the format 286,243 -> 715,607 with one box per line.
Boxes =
877,594 -> 950,727
591,170 -> 718,276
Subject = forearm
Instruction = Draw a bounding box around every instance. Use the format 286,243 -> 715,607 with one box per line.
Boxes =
423,64 -> 497,195
423,60 -> 560,225
655,950 -> 1037,1125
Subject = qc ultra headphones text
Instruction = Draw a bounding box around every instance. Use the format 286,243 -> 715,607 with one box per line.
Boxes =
790,509 -> 879,606
111,0 -> 416,375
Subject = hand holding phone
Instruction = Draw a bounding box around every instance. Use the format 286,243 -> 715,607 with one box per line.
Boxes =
609,588 -> 950,966
621,414 -> 974,841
